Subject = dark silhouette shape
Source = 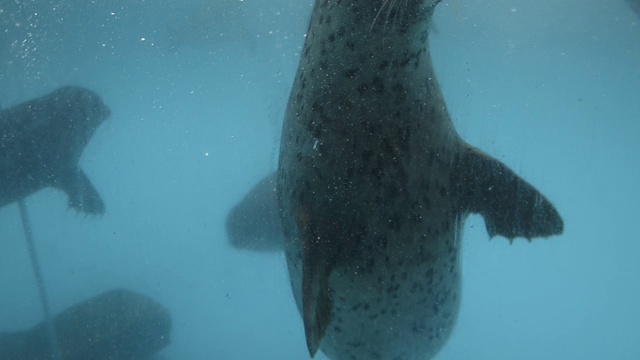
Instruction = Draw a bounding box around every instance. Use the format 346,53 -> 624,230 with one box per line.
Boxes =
0,86 -> 110,214
0,289 -> 172,360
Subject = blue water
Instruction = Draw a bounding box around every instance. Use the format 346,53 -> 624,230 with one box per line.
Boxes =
1,0 -> 639,359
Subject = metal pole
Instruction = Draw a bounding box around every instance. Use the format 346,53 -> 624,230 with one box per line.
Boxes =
18,200 -> 62,360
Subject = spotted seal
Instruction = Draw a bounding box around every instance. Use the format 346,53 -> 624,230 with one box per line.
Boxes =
0,86 -> 110,214
230,1 -> 563,359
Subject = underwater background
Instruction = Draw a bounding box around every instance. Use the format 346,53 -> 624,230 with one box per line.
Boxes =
1,0 -> 639,359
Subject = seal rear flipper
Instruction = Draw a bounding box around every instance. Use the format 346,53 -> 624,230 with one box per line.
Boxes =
57,168 -> 105,215
225,173 -> 284,251
455,145 -> 563,240
299,208 -> 333,357
302,251 -> 332,357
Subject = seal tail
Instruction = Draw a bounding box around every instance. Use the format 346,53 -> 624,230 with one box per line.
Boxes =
454,145 -> 563,240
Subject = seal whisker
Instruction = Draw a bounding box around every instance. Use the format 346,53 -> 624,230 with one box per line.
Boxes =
385,0 -> 398,34
377,0 -> 398,42
391,0 -> 402,29
402,0 -> 411,26
370,0 -> 390,32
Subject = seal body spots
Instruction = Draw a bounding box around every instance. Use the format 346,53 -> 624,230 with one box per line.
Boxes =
274,1 -> 563,359
0,86 -> 110,214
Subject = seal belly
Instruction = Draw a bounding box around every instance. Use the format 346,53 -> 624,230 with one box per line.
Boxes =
286,211 -> 464,360
324,233 -> 462,360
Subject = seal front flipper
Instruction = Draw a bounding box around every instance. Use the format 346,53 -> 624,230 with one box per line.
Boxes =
56,168 -> 105,215
225,173 -> 284,251
454,145 -> 563,240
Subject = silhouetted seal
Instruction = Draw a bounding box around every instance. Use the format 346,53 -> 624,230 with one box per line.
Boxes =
0,86 -> 110,214
0,289 -> 171,359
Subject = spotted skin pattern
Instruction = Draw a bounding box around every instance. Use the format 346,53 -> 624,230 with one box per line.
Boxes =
273,1 -> 563,359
